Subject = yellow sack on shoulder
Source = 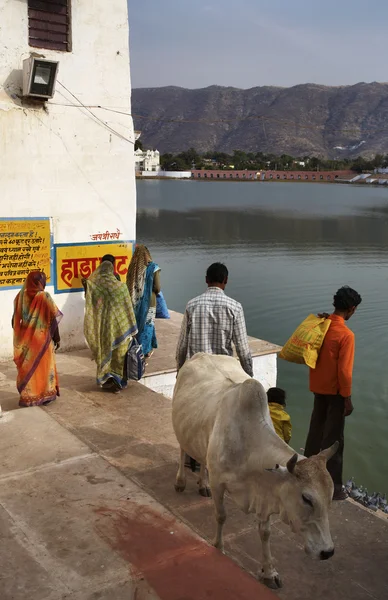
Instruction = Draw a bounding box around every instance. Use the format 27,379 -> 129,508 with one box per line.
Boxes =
279,314 -> 331,369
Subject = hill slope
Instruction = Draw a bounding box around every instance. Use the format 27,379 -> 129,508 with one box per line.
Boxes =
132,83 -> 388,158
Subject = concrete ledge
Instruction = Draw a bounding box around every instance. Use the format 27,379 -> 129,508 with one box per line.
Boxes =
146,311 -> 281,376
142,311 -> 281,397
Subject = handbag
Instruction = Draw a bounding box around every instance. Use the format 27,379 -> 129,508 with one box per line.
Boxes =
126,338 -> 146,381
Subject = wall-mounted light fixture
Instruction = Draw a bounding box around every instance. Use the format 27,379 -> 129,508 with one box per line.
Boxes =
23,57 -> 59,100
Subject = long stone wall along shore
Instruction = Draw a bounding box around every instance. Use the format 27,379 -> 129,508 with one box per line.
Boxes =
191,169 -> 355,182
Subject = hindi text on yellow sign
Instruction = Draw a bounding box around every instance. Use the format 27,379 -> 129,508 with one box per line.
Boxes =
0,219 -> 51,289
55,241 -> 134,293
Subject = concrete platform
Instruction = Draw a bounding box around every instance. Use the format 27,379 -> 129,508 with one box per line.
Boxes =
142,311 -> 282,398
146,310 -> 282,376
0,319 -> 387,600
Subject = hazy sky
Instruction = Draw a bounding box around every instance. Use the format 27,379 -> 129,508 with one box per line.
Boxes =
128,0 -> 386,90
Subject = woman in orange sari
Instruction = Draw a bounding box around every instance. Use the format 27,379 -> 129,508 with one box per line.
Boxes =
13,271 -> 63,407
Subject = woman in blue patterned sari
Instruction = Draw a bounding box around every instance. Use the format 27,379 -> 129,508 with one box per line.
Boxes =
126,245 -> 161,357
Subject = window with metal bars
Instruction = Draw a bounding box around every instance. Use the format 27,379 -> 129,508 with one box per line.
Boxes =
28,0 -> 71,52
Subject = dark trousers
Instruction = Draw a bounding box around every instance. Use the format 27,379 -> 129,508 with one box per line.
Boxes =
304,394 -> 345,486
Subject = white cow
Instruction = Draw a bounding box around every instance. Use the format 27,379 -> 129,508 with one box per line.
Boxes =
172,353 -> 337,589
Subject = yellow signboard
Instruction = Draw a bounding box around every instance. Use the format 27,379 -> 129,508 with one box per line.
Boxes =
55,241 -> 134,293
0,219 -> 51,289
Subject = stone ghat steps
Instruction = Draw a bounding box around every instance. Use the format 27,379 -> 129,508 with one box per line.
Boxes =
0,404 -> 277,600
0,340 -> 387,599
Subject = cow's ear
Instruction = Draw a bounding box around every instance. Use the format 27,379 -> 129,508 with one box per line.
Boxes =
286,453 -> 298,474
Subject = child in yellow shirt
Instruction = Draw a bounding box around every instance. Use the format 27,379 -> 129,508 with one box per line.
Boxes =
267,387 -> 292,444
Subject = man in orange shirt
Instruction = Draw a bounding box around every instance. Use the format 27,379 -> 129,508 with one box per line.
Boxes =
304,286 -> 362,501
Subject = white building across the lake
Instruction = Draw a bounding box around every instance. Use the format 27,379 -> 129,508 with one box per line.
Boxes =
135,149 -> 161,173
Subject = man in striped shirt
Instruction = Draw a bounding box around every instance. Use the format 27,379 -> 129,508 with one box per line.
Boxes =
176,262 -> 253,474
176,262 -> 253,377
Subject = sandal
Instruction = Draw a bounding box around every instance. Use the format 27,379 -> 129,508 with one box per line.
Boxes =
333,486 -> 348,501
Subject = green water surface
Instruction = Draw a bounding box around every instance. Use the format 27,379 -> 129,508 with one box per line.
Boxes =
137,179 -> 388,492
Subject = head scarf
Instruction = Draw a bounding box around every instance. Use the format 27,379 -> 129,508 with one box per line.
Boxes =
17,270 -> 47,322
14,270 -> 60,335
126,245 -> 153,309
84,261 -> 137,384
13,271 -> 62,385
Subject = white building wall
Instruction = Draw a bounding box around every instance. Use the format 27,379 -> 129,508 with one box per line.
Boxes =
140,171 -> 192,179
252,353 -> 277,392
0,0 -> 136,359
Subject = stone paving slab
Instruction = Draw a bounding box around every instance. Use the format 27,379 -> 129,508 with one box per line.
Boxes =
61,579 -> 159,600
0,407 -> 93,477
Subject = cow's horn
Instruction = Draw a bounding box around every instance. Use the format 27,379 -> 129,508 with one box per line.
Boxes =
286,453 -> 298,474
319,442 -> 339,462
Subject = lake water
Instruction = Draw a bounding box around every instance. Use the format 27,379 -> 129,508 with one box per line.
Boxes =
137,179 -> 388,492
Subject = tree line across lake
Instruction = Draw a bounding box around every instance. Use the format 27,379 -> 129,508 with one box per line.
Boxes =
146,146 -> 388,173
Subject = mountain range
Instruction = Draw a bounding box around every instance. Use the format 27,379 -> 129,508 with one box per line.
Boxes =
131,83 -> 388,158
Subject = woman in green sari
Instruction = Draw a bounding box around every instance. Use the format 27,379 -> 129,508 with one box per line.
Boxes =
84,258 -> 137,392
